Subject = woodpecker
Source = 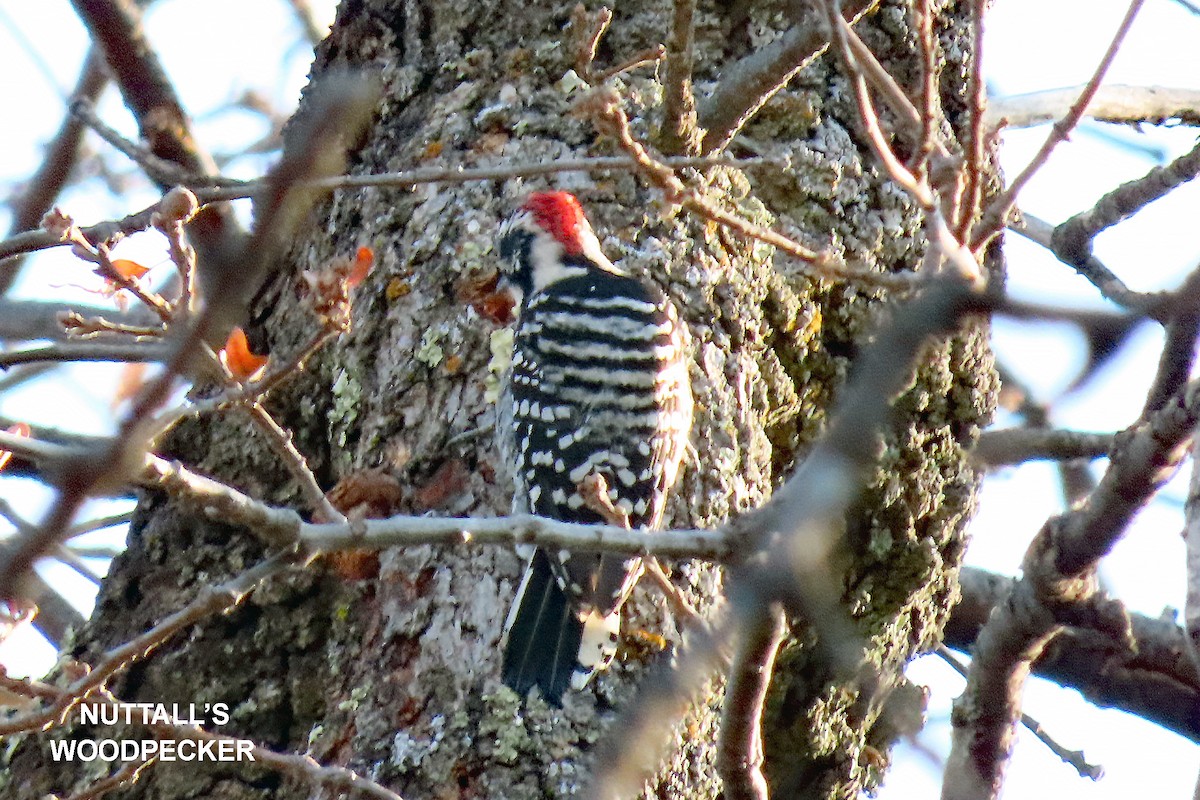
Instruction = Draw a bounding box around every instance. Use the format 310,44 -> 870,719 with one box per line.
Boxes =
494,191 -> 693,704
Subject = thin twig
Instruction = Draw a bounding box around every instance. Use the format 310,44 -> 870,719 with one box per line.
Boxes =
1008,211 -> 1165,316
574,5 -> 613,81
1052,138 -> 1200,278
62,224 -> 176,322
821,5 -> 982,283
59,310 -> 167,339
937,647 -> 1103,781
0,553 -> 294,735
580,87 -> 924,290
593,44 -> 667,84
0,299 -> 151,342
971,0 -> 1147,252
957,0 -> 989,241
908,0 -> 939,179
822,2 -> 934,209
65,513 -> 133,537
0,156 -> 767,263
57,757 -> 156,800
240,403 -> 346,524
69,98 -> 195,186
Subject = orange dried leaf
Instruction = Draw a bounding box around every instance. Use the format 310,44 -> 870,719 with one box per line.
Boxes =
112,363 -> 148,410
476,291 -> 516,325
0,423 -> 31,474
220,327 -> 268,381
413,459 -> 468,511
348,246 -> 374,289
110,259 -> 150,280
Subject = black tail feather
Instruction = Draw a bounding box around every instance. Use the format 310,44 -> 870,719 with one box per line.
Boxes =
502,550 -> 582,706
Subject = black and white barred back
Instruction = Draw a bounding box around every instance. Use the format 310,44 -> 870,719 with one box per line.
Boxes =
496,192 -> 693,703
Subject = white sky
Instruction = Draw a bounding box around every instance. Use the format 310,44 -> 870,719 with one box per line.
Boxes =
1,0 -> 1198,797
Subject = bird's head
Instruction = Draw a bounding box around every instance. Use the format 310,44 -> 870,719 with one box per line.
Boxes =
496,191 -> 617,308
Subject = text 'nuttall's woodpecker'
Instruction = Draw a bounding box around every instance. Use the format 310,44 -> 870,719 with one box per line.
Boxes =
493,191 -> 694,704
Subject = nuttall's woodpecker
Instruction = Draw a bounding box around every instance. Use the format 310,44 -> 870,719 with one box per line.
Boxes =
494,191 -> 693,704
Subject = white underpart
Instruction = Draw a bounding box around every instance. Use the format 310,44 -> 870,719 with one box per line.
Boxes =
572,608 -> 621,688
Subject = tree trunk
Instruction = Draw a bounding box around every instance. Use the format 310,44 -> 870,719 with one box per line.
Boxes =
1,1 -> 995,798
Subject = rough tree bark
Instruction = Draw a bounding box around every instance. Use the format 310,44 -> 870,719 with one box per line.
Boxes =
2,0 -> 995,798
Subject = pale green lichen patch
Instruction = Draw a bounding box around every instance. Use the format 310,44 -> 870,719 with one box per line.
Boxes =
415,327 -> 446,368
485,327 -> 514,402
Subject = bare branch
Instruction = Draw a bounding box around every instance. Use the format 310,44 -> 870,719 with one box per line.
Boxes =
717,607 -> 786,800
821,2 -> 934,209
973,428 -> 1113,467
986,85 -> 1200,131
1009,211 -> 1166,316
819,8 -> 982,283
0,299 -> 158,342
945,566 -> 1200,742
1185,432 -> 1200,677
69,0 -> 242,279
0,78 -> 378,601
698,0 -> 878,154
238,403 -> 346,524
69,98 -> 196,187
957,0 -> 989,240
0,341 -> 171,369
138,454 -> 303,549
908,0 -> 940,179
657,0 -> 699,156
573,5 -> 613,81
0,553 -> 293,735
1142,276 -> 1200,416
1052,138 -> 1200,282
70,0 -> 217,178
0,156 -> 769,264
0,48 -> 108,296
60,310 -> 167,339
937,647 -> 1103,780
944,358 -> 1200,798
